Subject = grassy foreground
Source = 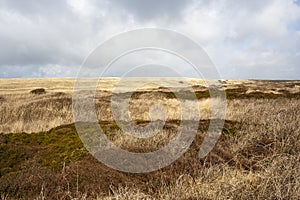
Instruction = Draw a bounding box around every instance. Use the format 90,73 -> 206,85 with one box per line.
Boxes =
1,98 -> 300,199
0,79 -> 299,199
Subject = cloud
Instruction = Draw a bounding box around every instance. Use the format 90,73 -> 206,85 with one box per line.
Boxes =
0,0 -> 300,79
0,65 -> 78,78
107,0 -> 190,22
173,0 -> 300,79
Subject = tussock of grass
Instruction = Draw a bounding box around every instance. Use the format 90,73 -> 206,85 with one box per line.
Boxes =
30,88 -> 46,95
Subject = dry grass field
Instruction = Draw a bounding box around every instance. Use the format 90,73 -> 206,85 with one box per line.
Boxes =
0,78 -> 300,199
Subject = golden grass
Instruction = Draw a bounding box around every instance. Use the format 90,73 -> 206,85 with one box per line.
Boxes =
0,78 -> 300,199
1,78 -> 299,134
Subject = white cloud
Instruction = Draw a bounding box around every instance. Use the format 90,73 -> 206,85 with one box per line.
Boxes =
0,0 -> 300,79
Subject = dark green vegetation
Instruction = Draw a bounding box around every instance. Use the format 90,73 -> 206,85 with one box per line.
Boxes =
0,120 -> 240,198
113,81 -> 300,100
109,89 -> 300,102
0,124 -> 87,174
0,120 -> 238,175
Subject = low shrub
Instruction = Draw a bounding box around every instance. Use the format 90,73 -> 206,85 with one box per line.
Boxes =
30,88 -> 46,95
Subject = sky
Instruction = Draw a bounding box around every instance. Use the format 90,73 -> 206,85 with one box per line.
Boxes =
0,0 -> 300,79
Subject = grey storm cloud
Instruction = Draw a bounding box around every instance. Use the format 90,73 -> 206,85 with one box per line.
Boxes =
107,0 -> 190,22
0,0 -> 300,79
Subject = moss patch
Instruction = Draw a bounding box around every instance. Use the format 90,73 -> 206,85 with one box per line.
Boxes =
0,124 -> 88,173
